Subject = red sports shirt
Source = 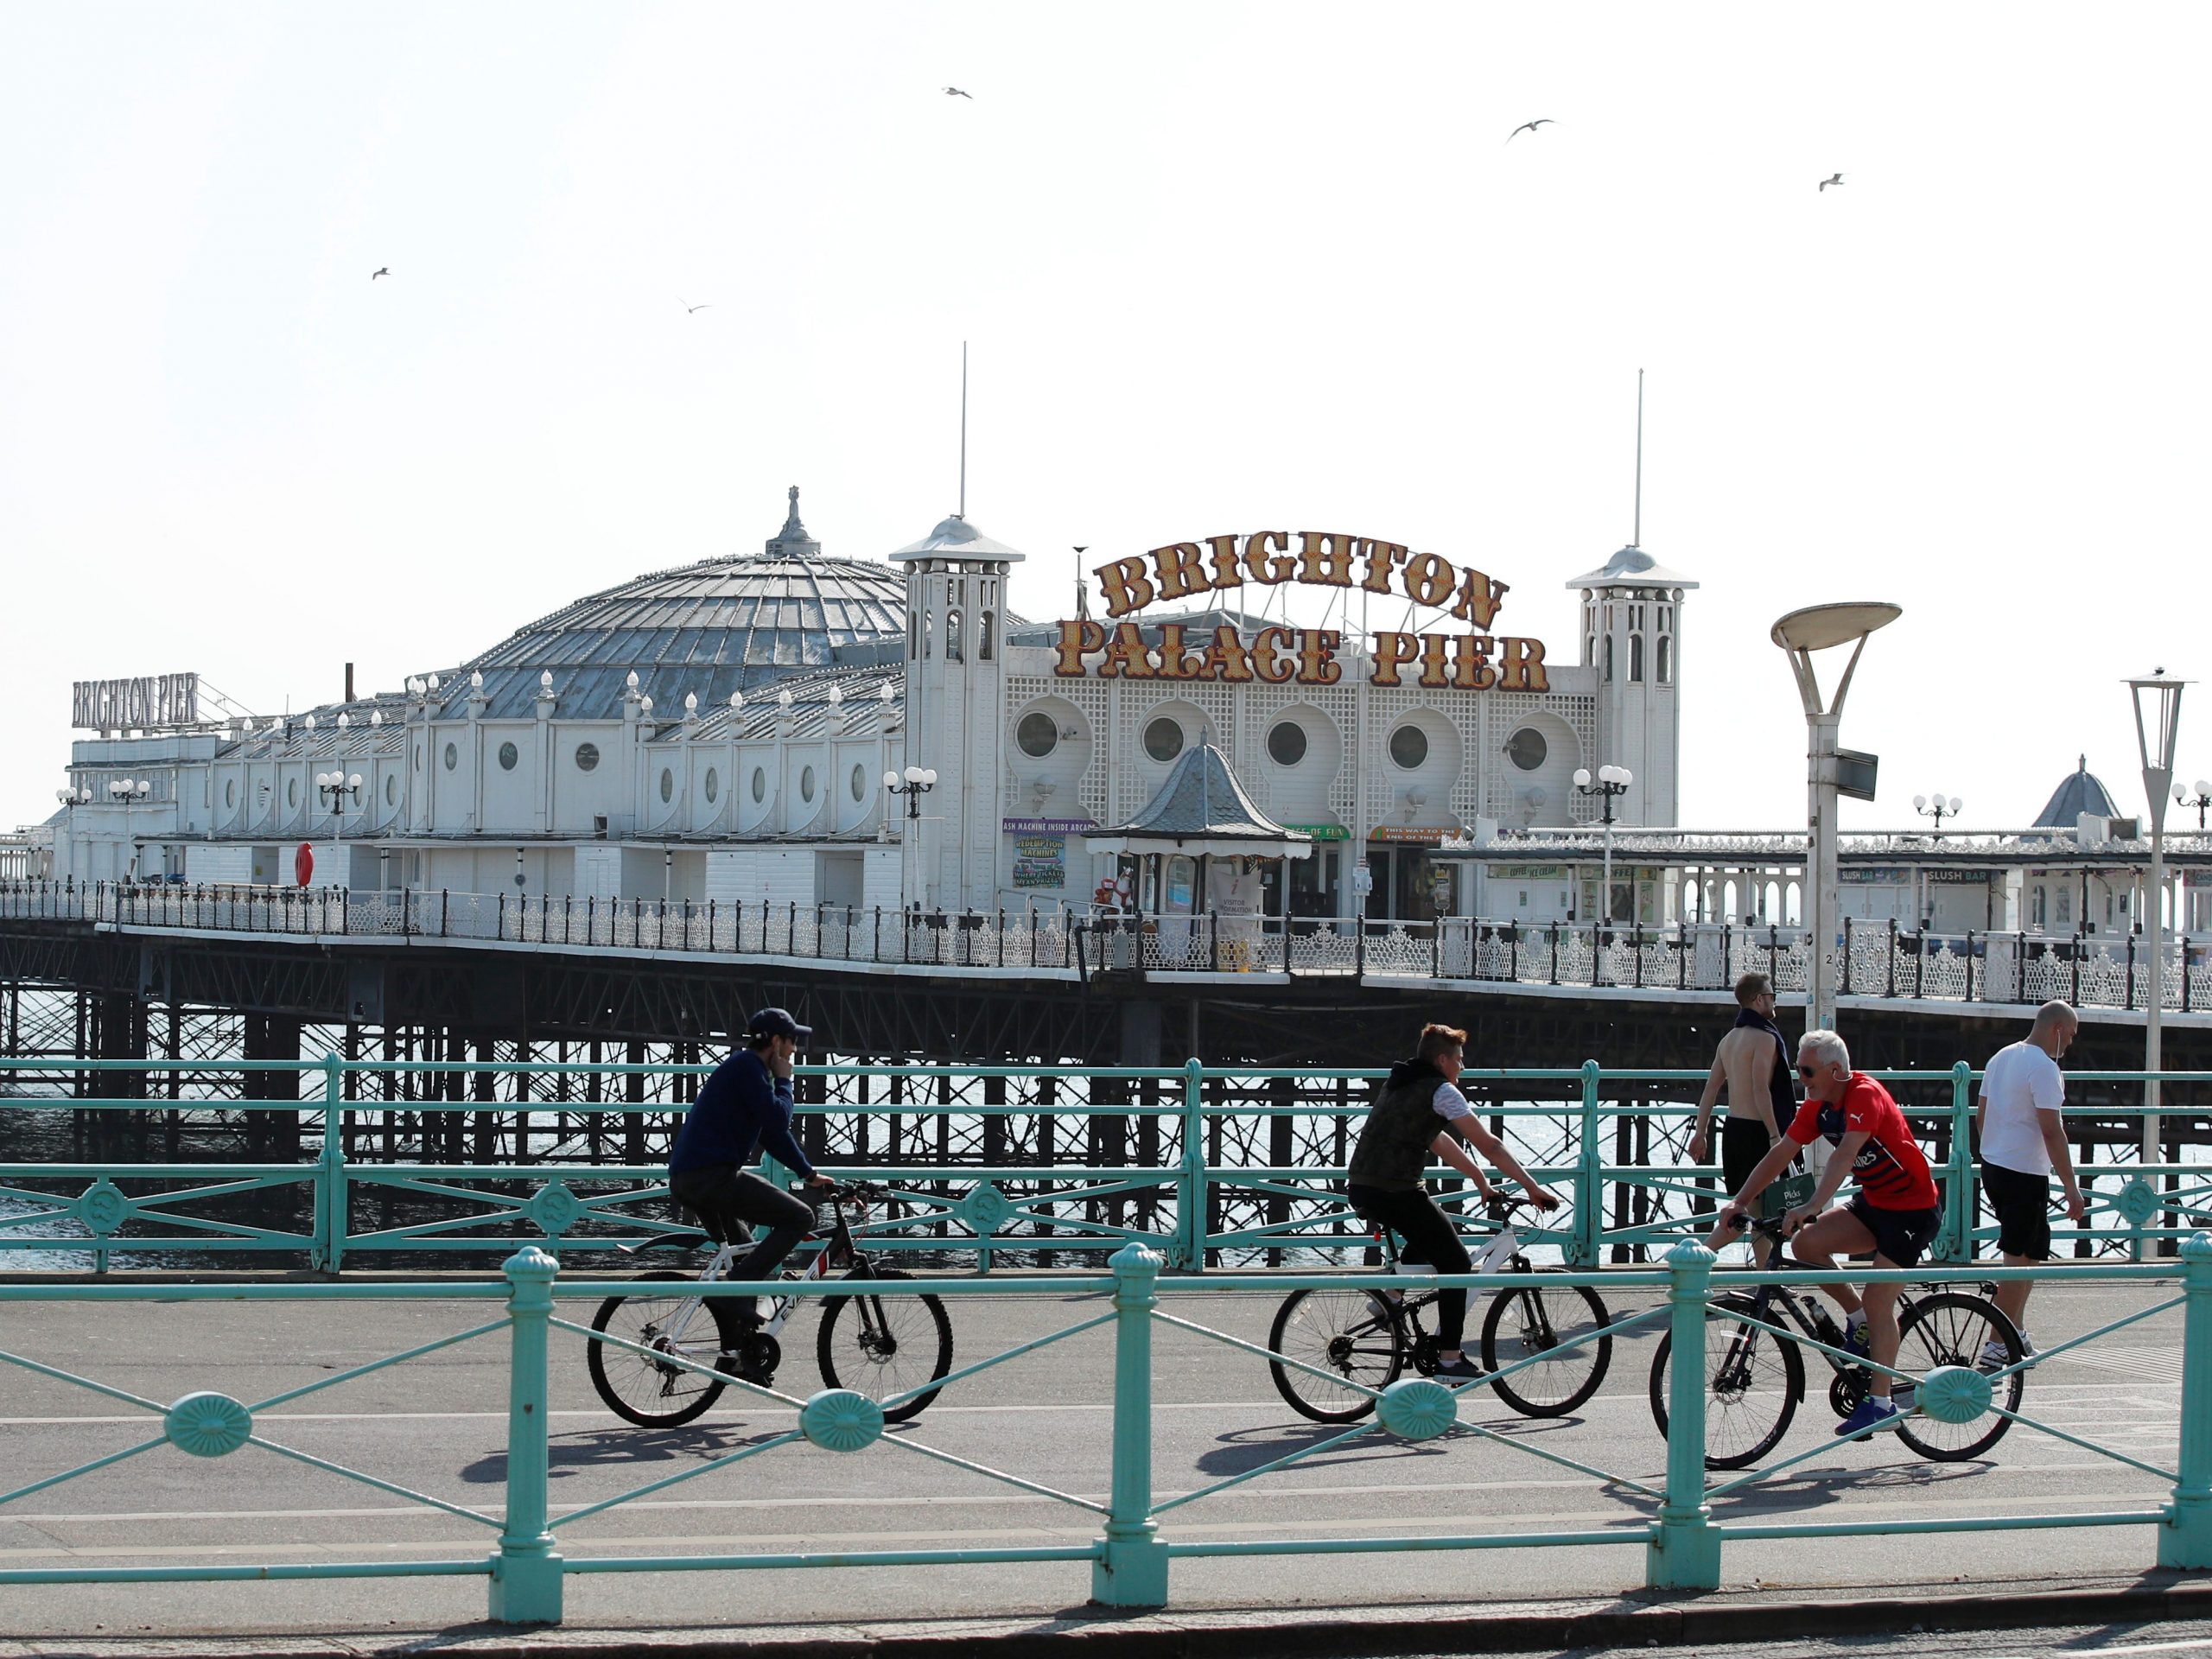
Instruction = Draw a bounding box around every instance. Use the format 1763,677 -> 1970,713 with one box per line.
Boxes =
1786,1072 -> 1940,1211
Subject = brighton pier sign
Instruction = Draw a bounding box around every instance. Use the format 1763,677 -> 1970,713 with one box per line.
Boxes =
72,672 -> 200,730
1053,531 -> 1548,691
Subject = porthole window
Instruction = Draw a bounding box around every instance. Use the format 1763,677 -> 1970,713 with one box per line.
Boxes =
1505,728 -> 1548,772
751,768 -> 766,804
1017,711 -> 1059,759
287,778 -> 300,808
658,768 -> 674,804
1389,725 -> 1428,770
850,763 -> 866,802
384,774 -> 397,806
498,741 -> 518,772
800,766 -> 817,803
224,779 -> 237,809
575,742 -> 601,772
1266,721 -> 1307,767
1144,716 -> 1185,763
704,768 -> 719,804
442,741 -> 458,772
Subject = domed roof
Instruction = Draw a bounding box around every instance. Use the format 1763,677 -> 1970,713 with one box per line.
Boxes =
890,513 -> 1027,562
1565,543 -> 1698,590
2035,756 -> 2121,827
449,489 -> 909,719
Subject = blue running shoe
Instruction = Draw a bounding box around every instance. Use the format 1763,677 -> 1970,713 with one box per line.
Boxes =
1843,1321 -> 1872,1360
1834,1396 -> 1902,1437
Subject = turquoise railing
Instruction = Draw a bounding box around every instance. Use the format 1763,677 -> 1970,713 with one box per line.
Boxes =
1,1243 -> 2207,1621
3,1056 -> 2206,1268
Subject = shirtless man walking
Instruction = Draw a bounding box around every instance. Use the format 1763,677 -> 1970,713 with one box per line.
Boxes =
1688,972 -> 1797,1264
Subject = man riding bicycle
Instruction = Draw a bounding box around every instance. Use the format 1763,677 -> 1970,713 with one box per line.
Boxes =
1713,1027 -> 1943,1438
667,1007 -> 836,1374
1346,1022 -> 1561,1381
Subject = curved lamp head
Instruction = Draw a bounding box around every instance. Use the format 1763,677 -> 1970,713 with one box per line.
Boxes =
1770,602 -> 1904,652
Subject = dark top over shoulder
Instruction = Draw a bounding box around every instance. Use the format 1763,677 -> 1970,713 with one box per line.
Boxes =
668,1048 -> 817,1179
1735,1007 -> 1797,1127
1347,1058 -> 1452,1193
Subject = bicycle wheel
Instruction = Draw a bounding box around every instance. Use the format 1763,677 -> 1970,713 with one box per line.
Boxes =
1650,1292 -> 1803,1470
1893,1293 -> 2023,1461
1268,1287 -> 1405,1423
816,1267 -> 953,1424
588,1269 -> 727,1427
1480,1280 -> 1613,1417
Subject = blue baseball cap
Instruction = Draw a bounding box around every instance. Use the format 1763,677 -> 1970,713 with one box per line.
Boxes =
747,1006 -> 813,1043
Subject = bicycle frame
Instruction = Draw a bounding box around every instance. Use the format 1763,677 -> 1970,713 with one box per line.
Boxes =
671,1190 -> 869,1342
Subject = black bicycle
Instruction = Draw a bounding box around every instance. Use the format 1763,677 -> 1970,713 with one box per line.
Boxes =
1649,1214 -> 2025,1468
1268,1195 -> 1614,1422
587,1180 -> 954,1427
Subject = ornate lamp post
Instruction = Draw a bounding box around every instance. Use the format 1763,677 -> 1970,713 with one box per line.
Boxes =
884,766 -> 938,908
2173,779 -> 2212,832
1573,764 -> 1633,930
1913,792 -> 1962,836
1772,601 -> 1903,1033
315,771 -> 362,881
2127,672 -> 2185,1170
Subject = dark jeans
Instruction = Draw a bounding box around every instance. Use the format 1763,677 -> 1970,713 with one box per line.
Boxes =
1347,1183 -> 1474,1350
669,1166 -> 817,1348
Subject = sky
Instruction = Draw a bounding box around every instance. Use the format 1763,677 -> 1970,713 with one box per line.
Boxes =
3,2 -> 2207,835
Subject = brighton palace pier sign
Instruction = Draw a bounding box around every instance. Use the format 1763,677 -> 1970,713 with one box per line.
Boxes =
1054,531 -> 1548,692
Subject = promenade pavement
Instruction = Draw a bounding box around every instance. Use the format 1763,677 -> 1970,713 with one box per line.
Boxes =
0,1272 -> 2194,1649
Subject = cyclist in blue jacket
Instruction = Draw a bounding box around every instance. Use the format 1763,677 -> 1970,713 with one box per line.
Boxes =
668,1007 -> 835,1366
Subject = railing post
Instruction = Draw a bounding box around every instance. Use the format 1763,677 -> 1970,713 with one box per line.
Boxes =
2159,1232 -> 2212,1567
1091,1242 -> 1169,1607
1573,1059 -> 1602,1268
489,1246 -> 563,1624
316,1052 -> 348,1272
1646,1238 -> 1721,1590
1944,1060 -> 1974,1263
1178,1057 -> 1206,1272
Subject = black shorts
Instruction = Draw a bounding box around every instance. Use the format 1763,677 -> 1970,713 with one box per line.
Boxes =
1981,1162 -> 2053,1260
1722,1116 -> 1779,1195
1848,1197 -> 1942,1270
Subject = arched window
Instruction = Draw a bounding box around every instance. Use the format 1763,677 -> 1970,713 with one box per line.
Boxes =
922,611 -> 932,659
979,610 -> 995,661
1603,636 -> 1615,683
1656,636 -> 1673,684
1629,635 -> 1644,683
908,613 -> 918,658
1586,633 -> 1597,666
946,607 -> 963,662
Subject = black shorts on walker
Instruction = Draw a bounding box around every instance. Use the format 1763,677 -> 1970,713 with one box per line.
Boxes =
1848,1196 -> 1941,1270
1981,1162 -> 2053,1260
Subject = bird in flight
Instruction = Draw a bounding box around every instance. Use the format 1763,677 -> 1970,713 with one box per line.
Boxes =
1819,173 -> 1844,191
1506,118 -> 1553,143
943,86 -> 972,99
679,297 -> 711,314
371,267 -> 390,279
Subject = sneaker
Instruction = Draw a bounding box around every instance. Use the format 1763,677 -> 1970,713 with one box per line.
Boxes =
715,1350 -> 774,1387
1834,1396 -> 1903,1437
1979,1338 -> 2012,1368
1843,1320 -> 1872,1360
1433,1355 -> 1488,1382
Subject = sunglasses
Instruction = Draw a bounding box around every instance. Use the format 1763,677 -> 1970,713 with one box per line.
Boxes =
1797,1064 -> 1821,1077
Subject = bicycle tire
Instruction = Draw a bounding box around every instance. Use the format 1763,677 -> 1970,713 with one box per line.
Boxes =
1268,1287 -> 1405,1423
1650,1291 -> 1803,1470
816,1267 -> 953,1423
1893,1292 -> 2023,1462
1480,1280 -> 1613,1416
588,1268 -> 728,1427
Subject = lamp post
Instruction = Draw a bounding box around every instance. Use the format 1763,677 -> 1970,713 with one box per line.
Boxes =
1573,765 -> 1634,929
2127,673 -> 2186,1172
316,771 -> 361,883
884,766 -> 938,909
1913,792 -> 1963,836
2174,779 -> 2212,832
1772,601 -> 1903,1033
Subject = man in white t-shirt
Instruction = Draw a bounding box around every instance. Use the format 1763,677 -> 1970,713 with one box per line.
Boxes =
1976,1000 -> 2086,1360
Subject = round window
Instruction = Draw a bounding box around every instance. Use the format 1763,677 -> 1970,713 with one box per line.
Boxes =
384,773 -> 397,806
800,766 -> 817,802
1267,721 -> 1307,767
850,763 -> 866,802
1017,711 -> 1059,759
498,741 -> 518,772
287,778 -> 300,808
658,768 -> 674,804
704,768 -> 719,804
751,768 -> 766,804
1144,716 -> 1185,763
224,779 -> 237,809
575,742 -> 601,772
1389,725 -> 1429,770
442,741 -> 458,772
1505,728 -> 1548,772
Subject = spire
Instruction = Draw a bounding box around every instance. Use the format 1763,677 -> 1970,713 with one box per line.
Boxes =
765,485 -> 821,557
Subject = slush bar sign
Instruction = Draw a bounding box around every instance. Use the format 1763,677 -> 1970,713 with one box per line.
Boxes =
1053,531 -> 1548,691
72,673 -> 200,730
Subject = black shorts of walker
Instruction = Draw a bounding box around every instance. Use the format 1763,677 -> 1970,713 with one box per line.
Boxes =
1980,1162 -> 2054,1260
1721,1116 -> 1777,1196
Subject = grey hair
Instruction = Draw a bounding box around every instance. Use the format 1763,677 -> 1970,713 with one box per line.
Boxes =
1799,1029 -> 1851,1074
2031,1000 -> 2078,1037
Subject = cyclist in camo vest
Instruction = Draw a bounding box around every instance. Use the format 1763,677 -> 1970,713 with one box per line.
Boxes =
1345,1022 -> 1561,1380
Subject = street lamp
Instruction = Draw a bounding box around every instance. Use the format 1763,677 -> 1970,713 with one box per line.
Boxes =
1913,792 -> 1963,836
2127,671 -> 2186,1173
2174,779 -> 2212,832
315,772 -> 362,879
1773,601 -> 1903,1033
885,766 -> 939,909
1573,764 -> 1634,929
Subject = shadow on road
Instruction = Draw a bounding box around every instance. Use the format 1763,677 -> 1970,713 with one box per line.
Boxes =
461,1422 -> 793,1483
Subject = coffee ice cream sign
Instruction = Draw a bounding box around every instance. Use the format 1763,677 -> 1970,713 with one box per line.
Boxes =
1053,531 -> 1548,691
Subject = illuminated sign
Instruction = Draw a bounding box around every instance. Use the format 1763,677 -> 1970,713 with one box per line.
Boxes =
1055,531 -> 1548,692
72,673 -> 200,730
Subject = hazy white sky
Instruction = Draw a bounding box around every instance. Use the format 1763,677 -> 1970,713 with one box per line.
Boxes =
4,3 -> 2205,833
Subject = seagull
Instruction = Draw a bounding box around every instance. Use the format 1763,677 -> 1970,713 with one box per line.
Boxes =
679,297 -> 711,314
943,86 -> 972,99
371,267 -> 390,279
1819,173 -> 1843,191
1506,118 -> 1554,143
